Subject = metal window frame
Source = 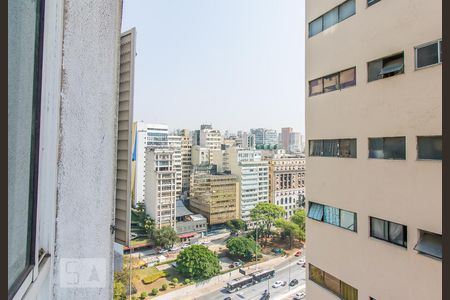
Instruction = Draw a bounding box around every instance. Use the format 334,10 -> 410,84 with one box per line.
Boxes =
416,135 -> 442,161
8,0 -> 45,299
414,39 -> 443,70
369,216 -> 407,248
367,52 -> 405,82
414,229 -> 442,260
308,0 -> 355,38
367,0 -> 381,8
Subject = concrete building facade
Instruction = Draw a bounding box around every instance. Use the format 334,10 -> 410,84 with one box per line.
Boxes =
305,0 -> 441,299
251,128 -> 279,147
180,129 -> 192,194
281,127 -> 293,151
168,135 -> 183,198
199,128 -> 223,150
189,166 -> 240,225
144,149 -> 177,229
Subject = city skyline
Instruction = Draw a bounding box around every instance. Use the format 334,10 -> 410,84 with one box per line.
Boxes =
122,0 -> 306,133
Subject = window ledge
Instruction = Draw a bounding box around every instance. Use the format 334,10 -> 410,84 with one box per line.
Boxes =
21,254 -> 52,300
415,62 -> 442,71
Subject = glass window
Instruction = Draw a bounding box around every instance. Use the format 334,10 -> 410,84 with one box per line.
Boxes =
309,140 -> 323,156
380,54 -> 404,78
368,59 -> 383,82
309,17 -> 323,37
324,272 -> 341,295
339,0 -> 356,22
323,8 -> 338,30
416,42 -> 439,68
340,210 -> 356,231
323,73 -> 339,93
418,136 -> 442,160
339,68 -> 356,89
389,221 -> 406,247
368,138 -> 384,158
414,231 -> 442,259
383,137 -> 406,159
368,0 -> 381,7
439,40 -> 442,63
370,217 -> 388,240
308,202 -> 324,221
324,206 -> 340,226
338,139 -> 357,158
309,78 -> 323,96
323,140 -> 339,157
309,264 -> 324,285
8,0 -> 42,294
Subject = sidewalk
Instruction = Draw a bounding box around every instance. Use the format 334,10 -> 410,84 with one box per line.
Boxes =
153,255 -> 291,300
274,283 -> 306,300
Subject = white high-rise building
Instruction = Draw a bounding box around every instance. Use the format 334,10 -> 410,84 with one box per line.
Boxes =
242,132 -> 256,149
289,132 -> 303,154
168,135 -> 182,198
226,147 -> 269,223
199,128 -> 223,150
144,148 -> 177,229
134,122 -> 168,205
180,129 -> 192,195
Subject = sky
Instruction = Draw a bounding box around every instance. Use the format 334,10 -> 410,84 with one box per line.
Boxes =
122,0 -> 305,134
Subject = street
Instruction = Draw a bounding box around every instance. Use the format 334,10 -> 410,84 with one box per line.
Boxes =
196,256 -> 306,300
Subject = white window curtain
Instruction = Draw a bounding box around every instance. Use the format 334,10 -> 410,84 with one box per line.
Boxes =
388,222 -> 405,246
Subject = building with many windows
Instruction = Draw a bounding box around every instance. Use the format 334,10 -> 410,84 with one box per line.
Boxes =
281,127 -> 293,151
305,0 -> 441,299
199,127 -> 223,150
225,147 -> 269,223
189,165 -> 240,225
168,135 -> 183,198
144,148 -> 177,229
266,151 -> 305,219
180,129 -> 192,195
251,128 -> 279,147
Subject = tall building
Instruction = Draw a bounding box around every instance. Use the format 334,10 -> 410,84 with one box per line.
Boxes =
226,147 -> 269,223
305,0 -> 441,299
168,135 -> 183,198
180,129 -> 192,194
133,122 -> 169,205
289,132 -> 303,154
281,127 -> 293,150
189,165 -> 240,225
251,128 -> 279,147
266,151 -> 305,219
144,148 -> 177,229
200,127 -> 223,150
242,132 -> 256,149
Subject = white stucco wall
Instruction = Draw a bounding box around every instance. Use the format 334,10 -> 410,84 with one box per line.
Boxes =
53,0 -> 123,299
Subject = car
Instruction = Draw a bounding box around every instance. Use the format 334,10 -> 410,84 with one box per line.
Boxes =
293,292 -> 305,300
296,258 -> 305,265
233,261 -> 242,267
171,262 -> 177,268
130,232 -> 138,239
181,244 -> 189,249
289,279 -> 299,286
281,281 -> 287,287
224,297 -> 231,300
272,280 -> 284,288
202,240 -> 211,244
170,246 -> 180,251
301,262 -> 306,268
229,264 -> 235,269
158,249 -> 168,254
295,251 -> 302,257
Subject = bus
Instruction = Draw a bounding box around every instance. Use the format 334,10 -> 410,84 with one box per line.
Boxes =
226,275 -> 254,293
251,269 -> 275,283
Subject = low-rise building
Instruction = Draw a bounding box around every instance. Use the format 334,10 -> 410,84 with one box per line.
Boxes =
176,200 -> 207,242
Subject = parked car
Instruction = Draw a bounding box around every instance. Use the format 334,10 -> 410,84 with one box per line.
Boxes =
293,292 -> 305,300
181,244 -> 189,249
281,281 -> 287,287
295,250 -> 302,257
171,262 -> 177,268
202,240 -> 211,244
224,297 -> 231,300
130,232 -> 138,239
170,246 -> 180,251
296,258 -> 305,265
289,279 -> 299,286
272,280 -> 284,288
233,261 -> 242,267
158,249 -> 168,254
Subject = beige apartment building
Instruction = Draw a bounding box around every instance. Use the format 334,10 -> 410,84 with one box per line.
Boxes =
180,129 -> 192,194
189,165 -> 240,225
305,0 -> 442,300
266,151 -> 305,219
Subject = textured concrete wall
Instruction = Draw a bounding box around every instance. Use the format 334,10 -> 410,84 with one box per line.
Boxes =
53,0 -> 122,299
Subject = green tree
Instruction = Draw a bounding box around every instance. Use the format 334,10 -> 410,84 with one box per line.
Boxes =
171,277 -> 178,285
274,218 -> 303,249
250,202 -> 286,240
184,278 -> 191,284
226,219 -> 246,235
226,237 -> 261,261
154,226 -> 179,249
291,209 -> 306,233
151,288 -> 158,296
143,216 -> 156,238
114,281 -> 126,300
140,291 -> 148,299
161,283 -> 168,290
176,245 -> 221,280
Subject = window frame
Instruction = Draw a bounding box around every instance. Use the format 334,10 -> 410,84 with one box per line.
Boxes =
414,39 -> 442,70
414,229 -> 442,260
417,135 -> 442,160
308,0 -> 356,38
369,217 -> 407,248
367,0 -> 381,7
308,67 -> 356,97
308,138 -> 357,158
308,264 -> 358,299
368,137 -> 406,160
367,52 -> 405,82
308,201 -> 357,233
8,0 -> 45,298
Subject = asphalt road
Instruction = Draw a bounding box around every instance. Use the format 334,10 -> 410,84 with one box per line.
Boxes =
197,257 -> 306,300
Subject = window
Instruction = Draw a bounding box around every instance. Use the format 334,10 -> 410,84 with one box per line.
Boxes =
415,40 -> 442,69
309,67 -> 356,96
367,0 -> 381,7
368,53 -> 404,82
368,137 -> 406,160
417,136 -> 442,160
414,230 -> 442,259
308,0 -> 355,37
309,202 -> 357,232
370,217 -> 407,247
309,139 -> 356,158
8,0 -> 44,296
309,264 -> 358,300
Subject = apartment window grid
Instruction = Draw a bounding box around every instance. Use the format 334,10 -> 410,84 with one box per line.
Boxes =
308,201 -> 357,232
309,67 -> 356,96
308,263 -> 358,300
415,39 -> 442,70
309,139 -> 357,158
369,216 -> 407,248
308,0 -> 355,38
